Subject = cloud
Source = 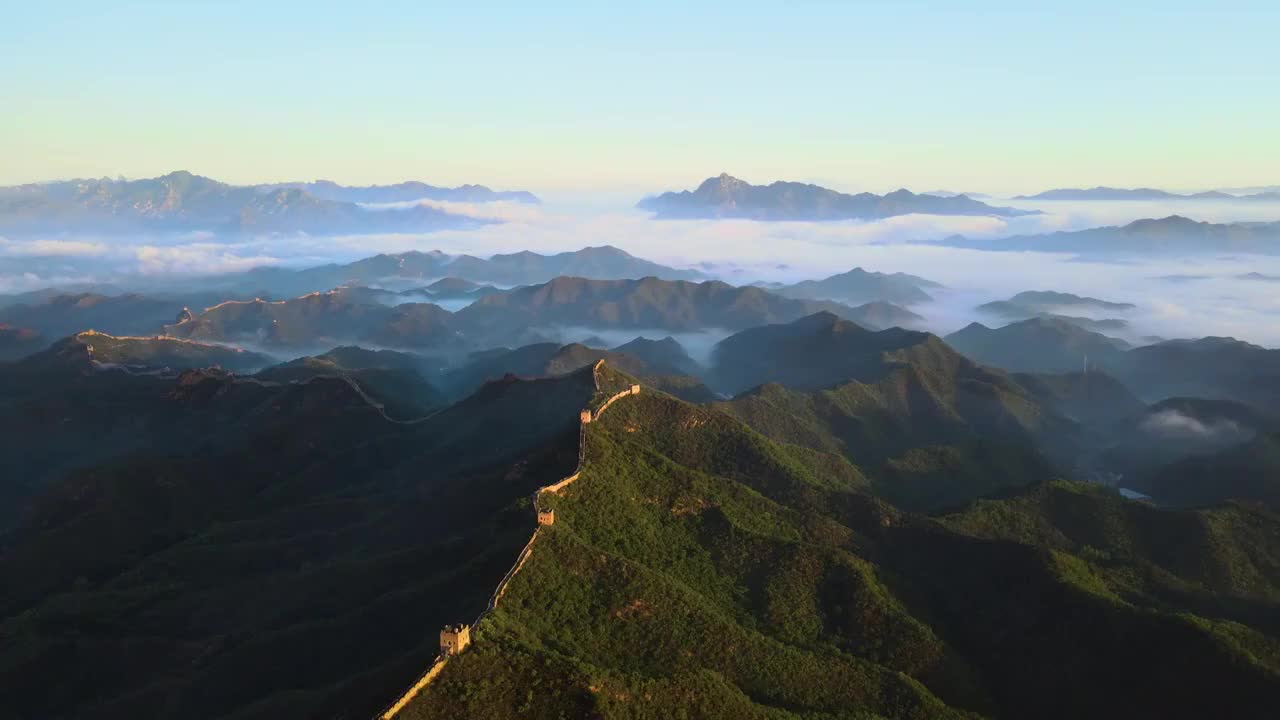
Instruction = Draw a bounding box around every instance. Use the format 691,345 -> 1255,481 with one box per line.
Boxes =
418,199 -> 547,223
135,245 -> 280,275
383,209 -> 1039,284
995,197 -> 1280,227
359,198 -> 547,223
319,202 -> 1280,346
0,270 -> 102,294
2,196 -> 1280,350
1139,409 -> 1251,443
0,237 -> 108,257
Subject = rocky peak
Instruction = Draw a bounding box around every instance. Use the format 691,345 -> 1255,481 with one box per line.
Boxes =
694,173 -> 749,199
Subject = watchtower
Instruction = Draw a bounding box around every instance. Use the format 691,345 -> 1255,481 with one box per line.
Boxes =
580,409 -> 593,424
629,384 -> 641,395
439,624 -> 471,656
537,509 -> 556,526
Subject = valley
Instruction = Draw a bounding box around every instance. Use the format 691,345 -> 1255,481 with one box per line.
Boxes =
6,9 -> 1280,714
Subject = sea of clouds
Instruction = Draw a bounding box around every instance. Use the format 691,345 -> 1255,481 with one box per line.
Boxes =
3,196 -> 1280,347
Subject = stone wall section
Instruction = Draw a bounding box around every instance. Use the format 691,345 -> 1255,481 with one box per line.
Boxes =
378,659 -> 447,719
376,365 -> 639,719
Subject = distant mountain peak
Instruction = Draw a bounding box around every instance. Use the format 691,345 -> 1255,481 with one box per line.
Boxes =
937,215 -> 1280,256
640,174 -> 1036,220
1126,214 -> 1201,229
575,244 -> 635,258
1015,185 -> 1280,202
945,315 -> 1130,374
0,171 -> 493,236
159,169 -> 198,181
694,172 -> 751,198
794,309 -> 846,328
776,265 -> 939,306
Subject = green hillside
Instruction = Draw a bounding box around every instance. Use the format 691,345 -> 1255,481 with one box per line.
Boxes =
442,342 -> 716,403
0,368 -> 598,720
255,346 -> 447,419
712,361 -> 1069,512
401,381 -> 1280,719
1135,433 -> 1280,511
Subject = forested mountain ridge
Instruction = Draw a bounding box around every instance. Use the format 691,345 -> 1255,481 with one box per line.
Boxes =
399,374 -> 1280,720
0,365 -> 601,720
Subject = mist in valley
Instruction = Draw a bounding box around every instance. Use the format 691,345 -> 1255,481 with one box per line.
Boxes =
7,4 -> 1280,718
5,194 -> 1280,349
548,326 -> 730,366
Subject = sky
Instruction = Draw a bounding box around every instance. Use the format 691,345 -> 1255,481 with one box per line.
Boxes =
3,1 -> 1278,196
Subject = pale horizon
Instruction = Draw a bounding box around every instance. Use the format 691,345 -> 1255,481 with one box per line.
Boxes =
4,168 -> 1276,203
4,2 -> 1277,195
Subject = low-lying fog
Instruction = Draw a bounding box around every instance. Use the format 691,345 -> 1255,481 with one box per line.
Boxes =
551,327 -> 727,366
4,195 -> 1280,347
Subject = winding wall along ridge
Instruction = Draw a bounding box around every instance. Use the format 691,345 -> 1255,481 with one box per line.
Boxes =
377,361 -> 639,719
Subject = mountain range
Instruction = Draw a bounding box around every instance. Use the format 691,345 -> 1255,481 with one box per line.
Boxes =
206,245 -> 705,297
775,266 -> 942,305
1134,431 -> 1280,511
255,179 -> 539,204
946,317 -> 1131,375
0,292 -> 239,342
452,276 -> 920,341
0,171 -> 507,236
3,216 -> 1280,720
944,318 -> 1280,414
393,364 -> 1280,720
154,276 -> 922,352
1117,337 -> 1280,411
610,335 -> 703,376
4,297 -> 1280,720
0,268 -> 925,362
64,330 -> 274,373
939,215 -> 1280,255
974,291 -> 1134,335
438,340 -> 713,403
254,345 -> 448,419
0,359 -> 598,719
637,173 -> 1039,220
923,190 -> 992,198
977,290 -> 1135,317
416,277 -> 503,300
1015,186 -> 1280,201
1092,396 -> 1271,485
707,312 -> 1077,509
710,311 -> 941,393
164,291 -> 462,350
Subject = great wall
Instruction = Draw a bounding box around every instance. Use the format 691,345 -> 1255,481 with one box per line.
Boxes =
376,360 -> 640,719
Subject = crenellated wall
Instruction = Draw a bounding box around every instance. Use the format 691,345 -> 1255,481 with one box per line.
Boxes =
375,365 -> 639,719
591,383 -> 641,421
377,657 -> 449,719
539,471 -> 580,495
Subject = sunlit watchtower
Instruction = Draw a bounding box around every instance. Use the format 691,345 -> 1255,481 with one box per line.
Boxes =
439,624 -> 471,656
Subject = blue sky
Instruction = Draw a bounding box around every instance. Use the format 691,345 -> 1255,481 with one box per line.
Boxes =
2,1 -> 1277,195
